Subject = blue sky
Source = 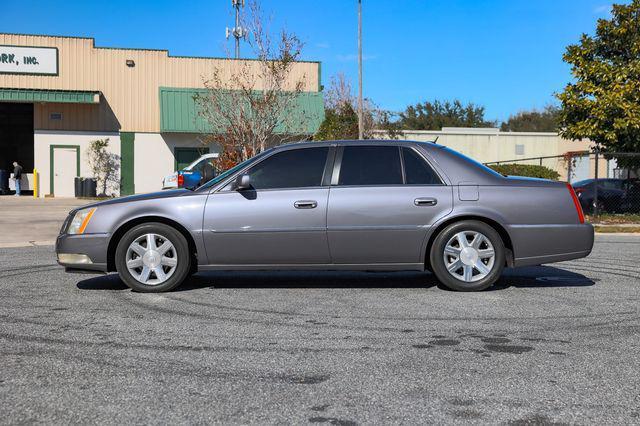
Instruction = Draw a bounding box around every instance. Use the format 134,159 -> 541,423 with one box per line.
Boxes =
2,0 -> 623,122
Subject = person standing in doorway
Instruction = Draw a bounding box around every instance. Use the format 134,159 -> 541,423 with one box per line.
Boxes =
12,161 -> 23,196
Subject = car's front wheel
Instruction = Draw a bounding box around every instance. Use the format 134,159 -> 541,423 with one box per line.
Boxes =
115,222 -> 191,292
429,220 -> 505,292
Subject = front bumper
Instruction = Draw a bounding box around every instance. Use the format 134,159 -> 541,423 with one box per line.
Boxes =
56,232 -> 110,273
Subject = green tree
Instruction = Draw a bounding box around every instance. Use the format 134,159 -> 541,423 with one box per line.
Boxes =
397,99 -> 495,130
557,0 -> 640,170
315,103 -> 359,141
315,73 -> 399,140
501,105 -> 560,132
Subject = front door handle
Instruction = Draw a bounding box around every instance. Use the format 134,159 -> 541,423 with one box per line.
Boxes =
294,200 -> 318,209
414,197 -> 437,206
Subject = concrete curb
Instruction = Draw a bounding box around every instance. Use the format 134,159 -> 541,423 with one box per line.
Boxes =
0,241 -> 56,249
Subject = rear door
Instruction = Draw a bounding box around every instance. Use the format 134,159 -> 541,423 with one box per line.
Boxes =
203,146 -> 334,265
327,145 -> 453,265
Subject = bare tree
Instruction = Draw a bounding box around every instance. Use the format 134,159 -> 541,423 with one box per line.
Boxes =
195,0 -> 312,165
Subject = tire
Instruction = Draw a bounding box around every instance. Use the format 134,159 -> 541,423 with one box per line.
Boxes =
429,220 -> 505,292
115,222 -> 191,292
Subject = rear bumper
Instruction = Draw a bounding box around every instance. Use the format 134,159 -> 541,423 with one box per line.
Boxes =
56,233 -> 110,273
508,223 -> 594,267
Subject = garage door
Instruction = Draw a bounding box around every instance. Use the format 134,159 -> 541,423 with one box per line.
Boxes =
53,147 -> 78,197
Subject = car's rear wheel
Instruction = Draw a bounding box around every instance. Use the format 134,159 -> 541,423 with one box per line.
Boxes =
429,220 -> 505,292
115,222 -> 191,292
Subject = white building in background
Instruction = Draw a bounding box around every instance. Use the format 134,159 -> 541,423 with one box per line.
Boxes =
375,127 -> 604,182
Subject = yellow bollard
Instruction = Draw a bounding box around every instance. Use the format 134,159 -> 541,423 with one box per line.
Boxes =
33,168 -> 38,198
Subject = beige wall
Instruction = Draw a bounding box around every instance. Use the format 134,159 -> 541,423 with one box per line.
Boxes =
0,33 -> 320,133
34,130 -> 121,197
134,133 -> 220,194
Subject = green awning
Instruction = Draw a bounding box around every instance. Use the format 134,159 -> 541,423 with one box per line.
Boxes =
160,87 -> 324,134
0,88 -> 100,104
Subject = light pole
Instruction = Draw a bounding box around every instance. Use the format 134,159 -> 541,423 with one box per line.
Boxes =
357,0 -> 364,140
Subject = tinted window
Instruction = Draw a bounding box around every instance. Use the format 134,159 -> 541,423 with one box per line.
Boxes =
402,147 -> 441,185
246,147 -> 328,190
338,146 -> 403,186
599,180 -> 624,190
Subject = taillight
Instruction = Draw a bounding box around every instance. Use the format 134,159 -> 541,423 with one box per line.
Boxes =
177,174 -> 184,187
566,183 -> 585,224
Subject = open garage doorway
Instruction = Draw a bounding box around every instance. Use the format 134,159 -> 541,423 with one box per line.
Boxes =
0,103 -> 34,172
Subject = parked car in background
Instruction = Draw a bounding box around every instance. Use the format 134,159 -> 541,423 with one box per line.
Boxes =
162,153 -> 219,190
621,179 -> 640,213
57,140 -> 593,293
572,178 -> 628,214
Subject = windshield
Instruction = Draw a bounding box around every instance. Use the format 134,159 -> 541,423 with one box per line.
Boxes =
196,149 -> 273,191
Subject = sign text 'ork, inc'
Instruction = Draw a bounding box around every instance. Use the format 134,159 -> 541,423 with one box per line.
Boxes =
0,45 -> 58,75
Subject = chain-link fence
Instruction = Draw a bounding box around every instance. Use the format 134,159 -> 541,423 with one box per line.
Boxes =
486,151 -> 640,220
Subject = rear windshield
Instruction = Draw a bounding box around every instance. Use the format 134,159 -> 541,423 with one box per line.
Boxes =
439,146 -> 504,178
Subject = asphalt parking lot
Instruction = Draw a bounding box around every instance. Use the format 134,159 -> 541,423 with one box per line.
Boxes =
1,235 -> 639,424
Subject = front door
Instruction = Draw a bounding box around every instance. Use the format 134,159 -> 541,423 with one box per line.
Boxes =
327,145 -> 453,265
53,147 -> 78,197
202,146 -> 332,265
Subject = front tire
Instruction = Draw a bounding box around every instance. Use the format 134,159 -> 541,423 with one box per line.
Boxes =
429,220 -> 505,292
115,222 -> 191,292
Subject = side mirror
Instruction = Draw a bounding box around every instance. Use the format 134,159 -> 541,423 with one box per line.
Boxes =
234,174 -> 251,191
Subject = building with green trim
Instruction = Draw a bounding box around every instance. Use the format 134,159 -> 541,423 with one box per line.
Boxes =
0,33 -> 323,197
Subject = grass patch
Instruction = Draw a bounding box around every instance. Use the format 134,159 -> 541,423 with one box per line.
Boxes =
594,225 -> 640,233
586,213 -> 640,224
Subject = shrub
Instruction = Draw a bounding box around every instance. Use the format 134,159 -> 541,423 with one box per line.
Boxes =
489,164 -> 560,180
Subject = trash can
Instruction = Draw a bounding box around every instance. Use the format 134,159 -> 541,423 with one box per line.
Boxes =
0,170 -> 8,195
83,178 -> 97,198
74,177 -> 83,197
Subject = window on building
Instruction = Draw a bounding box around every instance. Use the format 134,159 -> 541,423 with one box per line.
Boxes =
246,147 -> 329,190
401,147 -> 442,185
338,145 -> 403,186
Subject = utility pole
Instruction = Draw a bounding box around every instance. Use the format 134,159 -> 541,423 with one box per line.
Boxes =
357,0 -> 364,140
226,0 -> 246,59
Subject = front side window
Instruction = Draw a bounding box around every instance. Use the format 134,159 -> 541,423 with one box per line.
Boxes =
338,146 -> 403,186
245,147 -> 329,190
402,147 -> 442,185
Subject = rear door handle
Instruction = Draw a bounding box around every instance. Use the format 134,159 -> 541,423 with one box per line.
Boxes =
294,200 -> 318,209
414,197 -> 437,206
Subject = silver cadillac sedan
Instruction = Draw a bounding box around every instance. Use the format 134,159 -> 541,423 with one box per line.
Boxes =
56,140 -> 594,292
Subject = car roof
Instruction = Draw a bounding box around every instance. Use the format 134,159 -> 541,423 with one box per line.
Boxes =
276,139 -> 440,151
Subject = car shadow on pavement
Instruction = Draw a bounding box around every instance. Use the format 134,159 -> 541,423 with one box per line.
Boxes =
75,265 -> 595,292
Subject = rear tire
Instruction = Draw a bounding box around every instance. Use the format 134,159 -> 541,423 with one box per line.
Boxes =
429,220 -> 505,292
115,222 -> 191,292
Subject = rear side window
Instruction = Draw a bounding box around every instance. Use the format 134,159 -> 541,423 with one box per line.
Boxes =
338,146 -> 403,185
402,147 -> 442,185
246,147 -> 328,190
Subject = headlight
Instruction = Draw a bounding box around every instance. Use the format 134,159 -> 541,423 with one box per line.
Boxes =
67,208 -> 97,234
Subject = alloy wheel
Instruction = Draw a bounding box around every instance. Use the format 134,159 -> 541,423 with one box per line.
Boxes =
443,230 -> 496,283
126,233 -> 178,285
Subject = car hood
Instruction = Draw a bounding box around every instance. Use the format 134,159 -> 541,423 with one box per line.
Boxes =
78,189 -> 193,210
